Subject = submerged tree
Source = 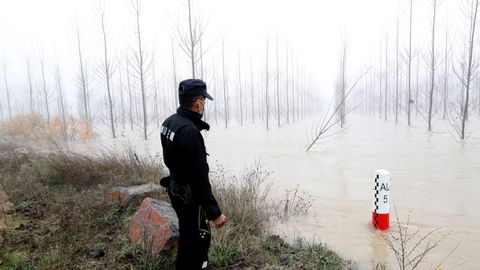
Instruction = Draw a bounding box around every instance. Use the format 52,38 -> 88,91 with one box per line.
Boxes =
336,40 -> 347,128
453,0 -> 480,139
307,67 -> 371,151
427,0 -> 440,132
407,0 -> 414,126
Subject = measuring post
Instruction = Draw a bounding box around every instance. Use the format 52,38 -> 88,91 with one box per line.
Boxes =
372,169 -> 390,230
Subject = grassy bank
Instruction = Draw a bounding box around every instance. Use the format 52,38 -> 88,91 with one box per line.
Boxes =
0,138 -> 353,269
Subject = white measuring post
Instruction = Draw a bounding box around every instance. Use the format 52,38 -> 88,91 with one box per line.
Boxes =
372,169 -> 390,230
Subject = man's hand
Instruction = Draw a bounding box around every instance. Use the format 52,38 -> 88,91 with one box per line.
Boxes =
212,214 -> 226,229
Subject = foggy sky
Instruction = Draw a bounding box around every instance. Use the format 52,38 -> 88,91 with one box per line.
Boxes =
0,0 -> 463,111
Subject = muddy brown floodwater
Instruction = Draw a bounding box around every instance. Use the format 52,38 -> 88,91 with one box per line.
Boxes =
204,115 -> 480,270
75,114 -> 479,269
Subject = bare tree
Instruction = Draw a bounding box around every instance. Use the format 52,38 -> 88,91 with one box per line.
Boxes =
212,59 -> 218,124
177,0 -> 205,79
26,59 -> 35,113
336,40 -> 347,128
250,57 -> 255,123
307,68 -> 371,151
126,59 -> 134,131
2,63 -> 12,120
407,0 -> 414,126
265,38 -> 270,130
396,16 -> 400,123
454,0 -> 480,139
152,62 -> 159,128
291,53 -> 295,122
385,35 -> 389,120
55,65 -> 68,141
171,38 -> 179,109
130,0 -> 151,140
118,62 -> 126,130
39,57 -> 51,122
276,33 -> 281,127
222,37 -> 229,128
379,43 -> 383,118
443,30 -> 449,119
75,22 -> 91,123
98,2 -> 116,138
427,0 -> 440,132
285,45 -> 290,124
238,52 -> 243,125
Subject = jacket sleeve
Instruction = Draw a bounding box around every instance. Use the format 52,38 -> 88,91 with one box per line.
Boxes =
179,127 -> 222,220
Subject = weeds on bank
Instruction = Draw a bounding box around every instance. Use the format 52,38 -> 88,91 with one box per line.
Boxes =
0,139 -> 348,269
0,140 -> 168,269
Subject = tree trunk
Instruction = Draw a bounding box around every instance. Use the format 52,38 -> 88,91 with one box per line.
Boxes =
40,59 -> 50,122
126,60 -> 134,131
250,57 -> 255,124
443,30 -> 448,120
407,0 -> 413,126
276,34 -> 281,127
428,0 -> 438,132
2,64 -> 12,120
222,38 -> 228,128
188,0 -> 196,78
385,36 -> 388,121
461,0 -> 479,139
100,9 -> 116,138
76,25 -> 90,123
26,60 -> 34,113
265,38 -> 270,130
238,52 -> 243,125
55,66 -> 68,141
133,0 -> 148,140
395,17 -> 399,124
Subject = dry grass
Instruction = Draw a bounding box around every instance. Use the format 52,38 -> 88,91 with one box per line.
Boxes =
0,138 -> 350,269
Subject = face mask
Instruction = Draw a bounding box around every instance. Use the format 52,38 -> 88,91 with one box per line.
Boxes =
198,99 -> 205,116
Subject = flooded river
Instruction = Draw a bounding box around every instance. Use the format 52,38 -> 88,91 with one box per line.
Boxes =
205,115 -> 480,269
80,115 -> 479,269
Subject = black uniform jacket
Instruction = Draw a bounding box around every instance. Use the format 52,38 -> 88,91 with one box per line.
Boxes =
161,107 -> 222,221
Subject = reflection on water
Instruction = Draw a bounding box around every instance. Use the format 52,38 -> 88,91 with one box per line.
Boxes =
370,230 -> 388,267
72,115 -> 479,269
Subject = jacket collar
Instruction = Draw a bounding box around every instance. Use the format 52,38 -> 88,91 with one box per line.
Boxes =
177,107 -> 210,131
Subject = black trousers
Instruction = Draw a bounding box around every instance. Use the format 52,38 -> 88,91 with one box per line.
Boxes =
170,196 -> 211,270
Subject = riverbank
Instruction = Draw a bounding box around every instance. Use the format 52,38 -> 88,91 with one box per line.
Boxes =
0,138 -> 354,269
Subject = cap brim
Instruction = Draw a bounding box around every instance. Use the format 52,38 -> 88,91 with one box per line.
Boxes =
203,92 -> 214,101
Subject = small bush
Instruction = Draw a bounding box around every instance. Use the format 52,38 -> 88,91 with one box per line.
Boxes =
2,113 -> 97,142
3,113 -> 47,140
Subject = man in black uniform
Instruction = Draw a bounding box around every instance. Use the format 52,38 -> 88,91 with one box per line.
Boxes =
160,79 -> 226,269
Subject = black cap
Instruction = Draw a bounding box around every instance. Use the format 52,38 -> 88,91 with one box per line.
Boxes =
178,79 -> 214,101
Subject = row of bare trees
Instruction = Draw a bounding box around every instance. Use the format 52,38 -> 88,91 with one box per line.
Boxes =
0,0 -> 318,140
350,0 -> 480,140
